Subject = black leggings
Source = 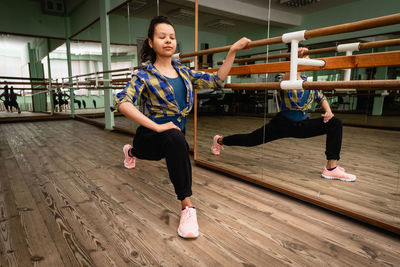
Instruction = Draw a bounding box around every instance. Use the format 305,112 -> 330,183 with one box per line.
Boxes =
3,100 -> 10,110
130,126 -> 192,201
9,100 -> 19,110
223,113 -> 343,160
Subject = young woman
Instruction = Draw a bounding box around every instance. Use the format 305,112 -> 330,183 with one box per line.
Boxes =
9,87 -> 21,114
113,16 -> 250,239
0,84 -> 10,112
211,46 -> 356,182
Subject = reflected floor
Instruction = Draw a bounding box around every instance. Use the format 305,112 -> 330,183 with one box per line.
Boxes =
314,113 -> 400,128
196,115 -> 400,227
0,111 -> 50,118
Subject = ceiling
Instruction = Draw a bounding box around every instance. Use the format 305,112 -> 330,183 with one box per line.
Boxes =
237,0 -> 360,15
110,0 -> 362,34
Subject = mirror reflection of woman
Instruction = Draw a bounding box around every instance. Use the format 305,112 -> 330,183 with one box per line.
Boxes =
212,45 -> 356,182
114,16 -> 250,239
0,84 -> 10,112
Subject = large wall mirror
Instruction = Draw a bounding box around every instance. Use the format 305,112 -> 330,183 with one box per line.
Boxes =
0,35 -> 66,118
193,1 -> 400,233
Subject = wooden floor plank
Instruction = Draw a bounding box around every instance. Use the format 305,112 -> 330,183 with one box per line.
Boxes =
0,120 -> 399,266
0,129 -> 32,267
2,130 -> 67,266
9,123 -> 157,266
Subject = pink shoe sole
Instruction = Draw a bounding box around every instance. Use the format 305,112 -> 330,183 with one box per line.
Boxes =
177,228 -> 199,239
321,173 -> 356,182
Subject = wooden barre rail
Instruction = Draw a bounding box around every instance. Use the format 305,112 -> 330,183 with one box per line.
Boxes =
180,37 -> 283,58
67,59 -> 193,80
217,38 -> 400,65
181,13 -> 400,59
304,13 -> 400,39
226,80 -> 400,91
0,76 -> 48,81
2,51 -> 398,89
0,81 -> 63,86
205,51 -> 400,75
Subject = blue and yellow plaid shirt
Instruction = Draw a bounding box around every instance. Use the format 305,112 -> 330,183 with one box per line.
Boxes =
275,74 -> 326,113
114,60 -> 225,123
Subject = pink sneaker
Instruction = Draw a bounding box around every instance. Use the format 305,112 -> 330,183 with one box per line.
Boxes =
211,135 -> 223,155
177,206 -> 199,239
123,144 -> 136,169
321,166 -> 356,182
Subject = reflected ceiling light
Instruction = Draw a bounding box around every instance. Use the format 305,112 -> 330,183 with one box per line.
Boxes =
206,19 -> 235,29
168,8 -> 195,21
280,0 -> 320,7
129,0 -> 147,11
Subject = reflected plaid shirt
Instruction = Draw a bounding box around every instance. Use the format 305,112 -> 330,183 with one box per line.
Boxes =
113,60 -> 225,122
275,74 -> 326,113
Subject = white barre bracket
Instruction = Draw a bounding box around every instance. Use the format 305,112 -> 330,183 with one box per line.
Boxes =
381,90 -> 389,96
95,72 -> 99,89
281,30 -> 325,90
172,53 -> 180,61
337,42 -> 360,86
337,42 -> 360,53
280,80 -> 304,90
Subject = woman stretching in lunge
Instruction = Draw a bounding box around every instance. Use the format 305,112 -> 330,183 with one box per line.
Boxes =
114,16 -> 250,238
211,45 -> 356,182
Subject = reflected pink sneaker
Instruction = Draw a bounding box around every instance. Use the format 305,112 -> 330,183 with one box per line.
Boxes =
211,135 -> 223,155
178,206 -> 199,239
123,144 -> 136,169
321,166 -> 356,182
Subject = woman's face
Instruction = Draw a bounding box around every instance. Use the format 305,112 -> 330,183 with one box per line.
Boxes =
149,23 -> 177,59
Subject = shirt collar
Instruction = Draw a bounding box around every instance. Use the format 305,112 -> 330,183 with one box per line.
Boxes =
141,60 -> 183,80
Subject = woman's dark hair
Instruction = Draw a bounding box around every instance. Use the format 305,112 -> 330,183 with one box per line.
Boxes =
139,16 -> 174,63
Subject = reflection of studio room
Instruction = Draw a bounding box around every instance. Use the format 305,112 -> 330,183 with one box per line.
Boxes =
0,0 -> 399,266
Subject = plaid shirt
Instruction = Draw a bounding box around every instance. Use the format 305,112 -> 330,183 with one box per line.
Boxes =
113,60 -> 225,122
275,74 -> 326,113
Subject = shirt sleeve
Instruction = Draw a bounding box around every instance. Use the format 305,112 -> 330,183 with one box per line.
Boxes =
188,68 -> 226,90
112,75 -> 146,112
313,90 -> 327,104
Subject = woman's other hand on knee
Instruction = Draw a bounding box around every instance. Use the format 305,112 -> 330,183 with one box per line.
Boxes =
321,111 -> 334,123
156,121 -> 181,133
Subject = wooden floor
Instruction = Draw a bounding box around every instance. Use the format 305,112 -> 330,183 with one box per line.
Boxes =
0,120 -> 399,266
0,111 -> 50,118
196,115 -> 400,229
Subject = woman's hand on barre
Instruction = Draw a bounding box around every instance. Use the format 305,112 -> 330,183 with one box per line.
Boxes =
298,47 -> 310,59
230,37 -> 252,52
218,37 -> 252,81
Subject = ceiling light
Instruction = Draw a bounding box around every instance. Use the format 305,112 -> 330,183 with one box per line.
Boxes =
168,8 -> 195,21
128,0 -> 147,11
206,19 -> 235,29
280,0 -> 320,7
